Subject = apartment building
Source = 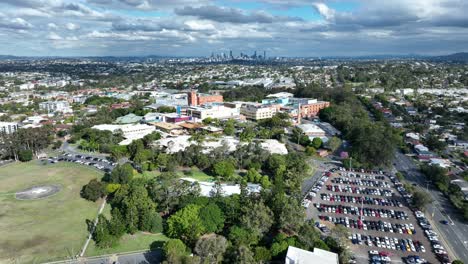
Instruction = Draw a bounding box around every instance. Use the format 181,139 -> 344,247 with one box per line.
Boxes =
0,122 -> 18,134
240,103 -> 277,120
39,101 -> 72,113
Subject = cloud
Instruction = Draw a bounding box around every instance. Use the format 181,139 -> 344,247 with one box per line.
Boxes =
312,3 -> 335,20
0,0 -> 467,56
47,22 -> 58,29
47,32 -> 62,40
1,0 -> 63,9
184,20 -> 216,31
111,19 -> 171,32
0,17 -> 33,30
87,0 -> 212,10
175,5 -> 301,24
65,22 -> 80,30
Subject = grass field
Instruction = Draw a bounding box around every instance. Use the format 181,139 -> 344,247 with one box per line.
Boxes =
178,167 -> 215,182
85,232 -> 168,257
0,161 -> 103,264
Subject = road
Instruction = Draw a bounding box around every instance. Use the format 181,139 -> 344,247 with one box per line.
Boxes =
393,151 -> 468,262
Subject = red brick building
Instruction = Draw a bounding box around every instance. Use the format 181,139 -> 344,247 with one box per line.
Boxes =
299,101 -> 330,117
188,90 -> 223,106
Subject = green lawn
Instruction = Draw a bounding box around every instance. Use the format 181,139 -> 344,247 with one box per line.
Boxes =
0,161 -> 104,264
178,168 -> 215,182
85,233 -> 168,257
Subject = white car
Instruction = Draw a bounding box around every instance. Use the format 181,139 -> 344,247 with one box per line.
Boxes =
420,246 -> 426,253
433,244 -> 444,250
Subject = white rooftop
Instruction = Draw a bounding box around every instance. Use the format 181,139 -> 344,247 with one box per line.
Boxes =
155,135 -> 288,155
181,178 -> 261,197
297,123 -> 325,134
267,92 -> 294,98
285,246 -> 339,264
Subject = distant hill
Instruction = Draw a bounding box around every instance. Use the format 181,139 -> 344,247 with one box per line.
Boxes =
0,55 -> 20,60
432,52 -> 468,63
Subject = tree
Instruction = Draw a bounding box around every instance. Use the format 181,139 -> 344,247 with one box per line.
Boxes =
128,139 -> 144,160
157,106 -> 176,113
224,122 -> 235,136
424,134 -> 447,152
163,239 -> 189,263
240,202 -> 273,235
106,183 -> 121,194
52,140 -> 62,149
270,234 -> 296,257
93,215 -> 118,248
108,208 -> 126,237
240,126 -> 256,142
18,149 -> 33,162
140,211 -> 163,233
411,190 -> 433,210
277,197 -> 305,234
111,180 -> 156,234
199,203 -> 225,233
234,245 -> 256,264
296,221 -> 321,251
228,226 -> 260,246
212,160 -> 235,179
194,234 -> 228,263
246,168 -> 262,183
305,146 -> 317,156
311,137 -> 323,149
260,175 -> 271,189
166,204 -> 206,245
109,163 -> 134,184
254,247 -> 272,263
331,225 -> 350,249
327,136 -> 341,152
291,127 -> 310,146
81,179 -> 106,201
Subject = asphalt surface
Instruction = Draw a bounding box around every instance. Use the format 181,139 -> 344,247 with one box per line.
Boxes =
306,168 -> 439,263
393,151 -> 468,262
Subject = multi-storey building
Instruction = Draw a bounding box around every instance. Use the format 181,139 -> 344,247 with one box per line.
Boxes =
186,103 -> 241,121
240,103 -> 277,120
0,122 -> 18,134
188,90 -> 223,106
39,101 -> 72,113
262,97 -> 330,118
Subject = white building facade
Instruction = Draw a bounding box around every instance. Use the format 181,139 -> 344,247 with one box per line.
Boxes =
0,122 -> 19,134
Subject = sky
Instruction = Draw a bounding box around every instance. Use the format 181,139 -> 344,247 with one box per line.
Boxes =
0,0 -> 467,57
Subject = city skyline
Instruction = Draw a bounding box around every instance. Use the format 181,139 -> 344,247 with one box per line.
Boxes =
0,0 -> 467,57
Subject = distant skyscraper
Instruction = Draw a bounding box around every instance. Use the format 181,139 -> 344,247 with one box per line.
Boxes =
229,50 -> 233,59
253,51 -> 257,59
264,51 -> 266,60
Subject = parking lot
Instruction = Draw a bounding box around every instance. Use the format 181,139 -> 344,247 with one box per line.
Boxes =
305,168 -> 443,264
48,153 -> 116,173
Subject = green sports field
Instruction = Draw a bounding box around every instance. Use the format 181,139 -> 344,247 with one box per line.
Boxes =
0,161 -> 103,264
